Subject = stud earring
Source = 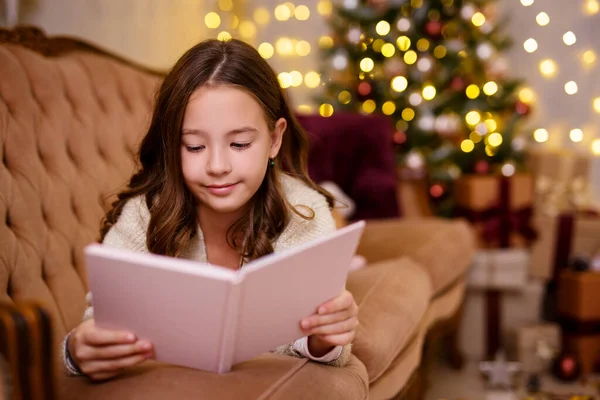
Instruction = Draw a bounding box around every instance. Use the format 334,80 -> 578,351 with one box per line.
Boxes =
269,158 -> 275,167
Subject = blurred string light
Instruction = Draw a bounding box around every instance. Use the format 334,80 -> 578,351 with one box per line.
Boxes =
565,81 -> 579,95
570,128 -> 584,142
539,59 -> 557,77
563,31 -> 577,46
534,128 -> 549,143
585,0 -> 600,15
536,12 -> 550,26
524,38 -> 538,53
521,0 -> 534,5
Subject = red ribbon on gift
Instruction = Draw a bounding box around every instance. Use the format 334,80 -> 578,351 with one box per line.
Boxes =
455,176 -> 537,248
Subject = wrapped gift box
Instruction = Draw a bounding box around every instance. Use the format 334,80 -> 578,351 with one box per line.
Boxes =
468,248 -> 529,290
558,270 -> 600,321
454,173 -> 535,249
517,323 -> 561,373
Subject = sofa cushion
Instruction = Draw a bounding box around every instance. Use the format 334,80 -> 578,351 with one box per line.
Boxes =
346,257 -> 432,382
58,353 -> 368,400
356,218 -> 476,296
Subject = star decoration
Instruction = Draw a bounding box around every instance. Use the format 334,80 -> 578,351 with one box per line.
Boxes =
479,351 -> 521,388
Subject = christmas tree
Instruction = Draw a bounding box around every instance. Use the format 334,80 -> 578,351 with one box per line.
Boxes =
317,0 -> 531,216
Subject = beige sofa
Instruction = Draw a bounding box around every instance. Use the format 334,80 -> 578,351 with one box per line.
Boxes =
0,27 -> 475,400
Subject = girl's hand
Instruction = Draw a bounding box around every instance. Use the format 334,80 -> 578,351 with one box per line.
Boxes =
68,319 -> 154,381
300,290 -> 359,357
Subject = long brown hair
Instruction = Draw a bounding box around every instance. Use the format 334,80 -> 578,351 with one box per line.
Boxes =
100,38 -> 334,260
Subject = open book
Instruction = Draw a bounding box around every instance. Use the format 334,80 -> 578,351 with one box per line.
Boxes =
84,221 -> 365,373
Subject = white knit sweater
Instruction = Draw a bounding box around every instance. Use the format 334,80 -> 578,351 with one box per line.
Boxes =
63,173 -> 351,375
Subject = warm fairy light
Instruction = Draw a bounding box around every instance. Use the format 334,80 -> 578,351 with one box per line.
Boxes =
524,38 -> 538,53
404,50 -> 418,64
218,0 -> 234,11
295,5 -> 310,20
402,108 -> 415,121
397,36 -> 411,51
319,103 -> 334,117
563,31 -> 577,46
485,146 -> 497,157
304,71 -> 321,88
422,85 -> 436,100
417,39 -> 430,52
362,100 -> 376,114
565,81 -> 578,95
409,93 -> 423,106
289,71 -> 303,87
471,12 -> 486,27
461,139 -> 475,153
485,119 -> 498,132
465,111 -> 481,126
470,132 -> 483,143
592,139 -> 600,155
521,0 -> 534,5
217,31 -> 232,41
295,41 -> 311,56
238,21 -> 257,40
317,0 -> 333,16
487,133 -> 503,147
254,8 -> 270,25
536,12 -> 550,26
519,88 -> 535,104
483,81 -> 499,96
539,59 -> 558,77
397,17 -> 411,31
391,76 -> 408,92
278,72 -> 292,88
276,38 -> 294,56
205,12 -> 221,29
376,21 -> 391,36
231,16 -> 239,29
381,43 -> 396,57
593,97 -> 600,113
319,36 -> 334,49
372,39 -> 385,53
582,50 -> 597,66
382,101 -> 396,115
466,84 -> 480,99
570,128 -> 584,142
433,45 -> 447,58
534,128 -> 549,143
502,163 -> 516,177
338,90 -> 352,104
275,4 -> 292,21
585,0 -> 600,15
297,104 -> 314,113
360,57 -> 375,72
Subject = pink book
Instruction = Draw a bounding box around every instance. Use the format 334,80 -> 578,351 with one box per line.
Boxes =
84,221 -> 365,373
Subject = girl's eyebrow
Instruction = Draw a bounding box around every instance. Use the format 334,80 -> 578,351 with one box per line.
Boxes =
182,127 -> 259,136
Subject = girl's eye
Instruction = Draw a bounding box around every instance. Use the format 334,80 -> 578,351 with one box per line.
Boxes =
185,145 -> 205,153
231,142 -> 251,150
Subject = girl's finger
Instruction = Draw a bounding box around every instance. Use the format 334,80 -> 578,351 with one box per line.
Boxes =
317,291 -> 354,315
301,309 -> 354,330
81,341 -> 152,361
80,352 -> 151,376
309,317 -> 358,336
84,327 -> 136,346
316,332 -> 356,346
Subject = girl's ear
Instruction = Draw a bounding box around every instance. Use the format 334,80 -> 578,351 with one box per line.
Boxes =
270,117 -> 287,159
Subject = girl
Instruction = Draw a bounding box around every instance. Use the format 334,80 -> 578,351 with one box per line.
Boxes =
62,38 -> 359,382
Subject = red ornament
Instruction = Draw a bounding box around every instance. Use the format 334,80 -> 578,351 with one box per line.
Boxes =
515,100 -> 531,116
368,0 -> 390,10
430,184 -> 445,198
358,82 -> 372,96
393,131 -> 407,144
475,160 -> 489,174
451,77 -> 466,91
425,21 -> 443,39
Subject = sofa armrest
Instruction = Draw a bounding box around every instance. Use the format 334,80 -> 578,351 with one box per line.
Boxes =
0,301 -> 55,400
356,218 -> 476,294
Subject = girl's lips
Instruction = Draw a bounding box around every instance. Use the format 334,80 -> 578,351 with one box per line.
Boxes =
206,183 -> 238,196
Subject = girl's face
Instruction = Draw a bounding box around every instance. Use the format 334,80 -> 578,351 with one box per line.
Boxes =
181,86 -> 286,216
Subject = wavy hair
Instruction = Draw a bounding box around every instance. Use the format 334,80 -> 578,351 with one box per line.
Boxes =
99,39 -> 333,261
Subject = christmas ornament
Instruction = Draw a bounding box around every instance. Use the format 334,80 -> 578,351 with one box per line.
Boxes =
515,100 -> 531,116
479,351 -> 521,388
357,81 -> 372,99
475,160 -> 490,174
451,77 -> 466,91
551,353 -> 582,382
368,0 -> 390,11
393,131 -> 407,144
425,20 -> 443,39
430,183 -> 445,198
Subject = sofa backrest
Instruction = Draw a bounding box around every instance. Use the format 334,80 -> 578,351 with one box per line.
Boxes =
0,27 -> 161,344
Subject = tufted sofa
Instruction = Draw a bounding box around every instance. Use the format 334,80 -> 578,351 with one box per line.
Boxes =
0,27 -> 475,400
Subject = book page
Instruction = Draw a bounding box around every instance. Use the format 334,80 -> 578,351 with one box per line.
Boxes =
86,245 -> 236,373
231,222 -> 364,365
